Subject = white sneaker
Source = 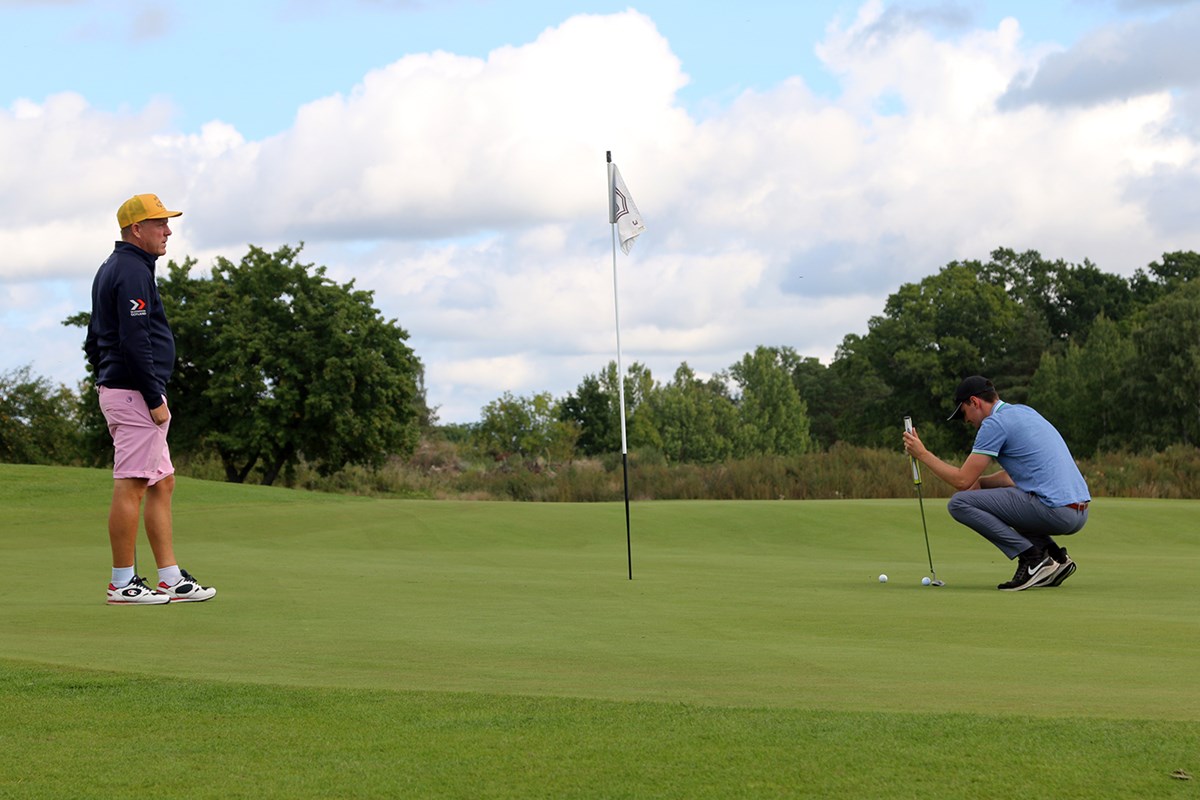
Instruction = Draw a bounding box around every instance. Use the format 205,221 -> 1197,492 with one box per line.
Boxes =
158,569 -> 217,603
107,575 -> 171,605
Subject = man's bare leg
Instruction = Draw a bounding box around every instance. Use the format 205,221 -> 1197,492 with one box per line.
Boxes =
109,478 -> 148,568
144,474 -> 177,569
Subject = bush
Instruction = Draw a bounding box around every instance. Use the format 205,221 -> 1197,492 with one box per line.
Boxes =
170,435 -> 1200,502
0,366 -> 86,466
1080,445 -> 1200,499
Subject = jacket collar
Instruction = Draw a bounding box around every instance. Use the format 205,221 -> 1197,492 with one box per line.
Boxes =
114,240 -> 158,270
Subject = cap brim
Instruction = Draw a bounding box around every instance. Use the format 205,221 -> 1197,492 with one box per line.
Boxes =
947,403 -> 964,421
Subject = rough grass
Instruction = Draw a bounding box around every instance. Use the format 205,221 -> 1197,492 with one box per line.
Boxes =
173,442 -> 1200,501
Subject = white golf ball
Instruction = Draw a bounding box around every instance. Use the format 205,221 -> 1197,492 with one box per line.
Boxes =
878,574 -> 888,583
922,577 -> 932,586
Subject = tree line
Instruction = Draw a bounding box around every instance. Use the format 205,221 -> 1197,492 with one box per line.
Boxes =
2,245 -> 1197,482
466,248 -> 1200,465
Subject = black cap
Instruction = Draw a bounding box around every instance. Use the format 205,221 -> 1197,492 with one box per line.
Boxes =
947,376 -> 996,421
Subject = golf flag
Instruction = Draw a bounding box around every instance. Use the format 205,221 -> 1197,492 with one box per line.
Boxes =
610,163 -> 645,255
606,151 -> 644,580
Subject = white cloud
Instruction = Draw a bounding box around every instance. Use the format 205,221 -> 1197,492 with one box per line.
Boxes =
3,5 -> 1200,422
999,3 -> 1200,109
182,10 -> 692,247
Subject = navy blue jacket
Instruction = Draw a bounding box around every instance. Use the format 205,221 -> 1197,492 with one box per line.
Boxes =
84,241 -> 175,410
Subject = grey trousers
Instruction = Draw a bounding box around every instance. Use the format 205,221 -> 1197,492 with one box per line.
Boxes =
946,487 -> 1089,559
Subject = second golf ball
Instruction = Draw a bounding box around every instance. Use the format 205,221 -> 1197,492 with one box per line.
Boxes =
922,577 -> 932,586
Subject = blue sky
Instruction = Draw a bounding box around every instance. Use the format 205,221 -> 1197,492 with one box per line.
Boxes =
3,0 -> 1199,422
3,1 -> 1117,138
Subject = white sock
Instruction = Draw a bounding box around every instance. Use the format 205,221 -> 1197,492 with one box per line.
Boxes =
112,565 -> 135,588
157,565 -> 183,587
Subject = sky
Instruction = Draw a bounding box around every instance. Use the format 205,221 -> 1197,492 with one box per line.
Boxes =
2,0 -> 1199,424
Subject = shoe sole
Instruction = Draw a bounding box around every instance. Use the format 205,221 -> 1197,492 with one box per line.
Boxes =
1000,562 -> 1061,591
162,588 -> 217,603
1026,559 -> 1071,589
1042,560 -> 1076,588
107,598 -> 171,605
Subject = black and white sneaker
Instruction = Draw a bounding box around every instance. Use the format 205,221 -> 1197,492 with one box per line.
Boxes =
158,569 -> 217,603
998,553 -> 1059,591
1041,551 -> 1077,587
107,575 -> 171,605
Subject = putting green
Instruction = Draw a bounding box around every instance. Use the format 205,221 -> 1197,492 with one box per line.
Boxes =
3,464 -> 1197,722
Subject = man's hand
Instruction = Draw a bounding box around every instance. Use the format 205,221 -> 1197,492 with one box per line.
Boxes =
150,400 -> 170,426
902,429 -> 927,460
903,427 -> 991,491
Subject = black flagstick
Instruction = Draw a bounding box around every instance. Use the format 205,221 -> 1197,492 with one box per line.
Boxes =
623,452 -> 632,580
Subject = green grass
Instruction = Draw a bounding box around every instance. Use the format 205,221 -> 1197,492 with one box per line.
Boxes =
1,464 -> 1197,798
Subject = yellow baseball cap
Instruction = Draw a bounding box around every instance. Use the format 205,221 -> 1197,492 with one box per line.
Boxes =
117,194 -> 182,228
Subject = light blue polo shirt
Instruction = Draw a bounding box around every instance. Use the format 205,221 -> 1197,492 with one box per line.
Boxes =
972,401 -> 1091,508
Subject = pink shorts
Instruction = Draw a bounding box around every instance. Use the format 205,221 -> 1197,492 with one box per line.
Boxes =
98,386 -> 174,485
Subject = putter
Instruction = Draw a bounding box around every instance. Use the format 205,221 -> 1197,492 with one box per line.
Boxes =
904,416 -> 944,586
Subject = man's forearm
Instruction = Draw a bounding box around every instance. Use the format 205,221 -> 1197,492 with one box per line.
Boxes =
916,451 -> 970,490
979,470 -> 1014,489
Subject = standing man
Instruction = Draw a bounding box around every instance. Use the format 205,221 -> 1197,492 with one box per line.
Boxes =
85,194 -> 216,605
902,376 -> 1090,591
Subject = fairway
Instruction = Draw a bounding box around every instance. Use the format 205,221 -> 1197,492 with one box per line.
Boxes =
2,464 -> 1197,798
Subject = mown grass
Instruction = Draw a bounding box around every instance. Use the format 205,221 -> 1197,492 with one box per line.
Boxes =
1,464 -> 1197,798
4,662 -> 1197,800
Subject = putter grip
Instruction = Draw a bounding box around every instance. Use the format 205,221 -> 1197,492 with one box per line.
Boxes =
903,416 -> 920,483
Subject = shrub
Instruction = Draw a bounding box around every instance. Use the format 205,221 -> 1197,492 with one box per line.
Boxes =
172,435 -> 1200,502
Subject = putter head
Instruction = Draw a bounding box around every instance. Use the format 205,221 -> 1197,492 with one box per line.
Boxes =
930,579 -> 945,586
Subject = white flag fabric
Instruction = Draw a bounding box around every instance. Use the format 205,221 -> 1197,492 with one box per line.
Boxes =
610,164 -> 646,255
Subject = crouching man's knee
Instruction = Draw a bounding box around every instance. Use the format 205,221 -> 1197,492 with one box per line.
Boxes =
947,492 -> 973,523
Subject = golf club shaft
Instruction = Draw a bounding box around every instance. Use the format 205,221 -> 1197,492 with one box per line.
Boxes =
916,481 -> 936,578
904,415 -> 937,580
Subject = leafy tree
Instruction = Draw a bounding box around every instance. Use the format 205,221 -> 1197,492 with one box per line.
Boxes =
1130,251 -> 1200,307
159,244 -> 422,485
978,247 -> 1132,347
1029,316 -> 1136,457
435,421 -> 476,446
560,361 -> 662,456
859,264 -> 1025,453
475,391 -> 579,463
789,356 -> 836,450
727,346 -> 813,457
620,362 -> 664,453
59,313 -> 113,465
650,363 -> 737,463
995,305 -> 1053,402
1051,261 -> 1134,344
560,371 -> 619,456
1128,281 -> 1200,447
0,366 -> 84,465
824,334 -> 895,449
977,248 -> 1060,324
